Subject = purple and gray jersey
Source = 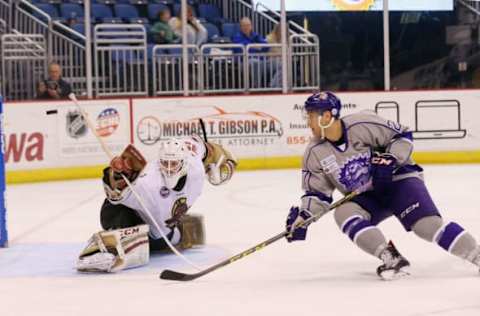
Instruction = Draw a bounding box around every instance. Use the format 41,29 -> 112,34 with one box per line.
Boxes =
301,110 -> 422,217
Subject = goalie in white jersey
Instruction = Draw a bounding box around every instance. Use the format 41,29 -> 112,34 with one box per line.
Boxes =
285,91 -> 480,280
77,135 -> 237,272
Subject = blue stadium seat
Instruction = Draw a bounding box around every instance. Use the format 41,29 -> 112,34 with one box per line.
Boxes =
172,4 -> 196,17
148,3 -> 169,21
222,23 -> 240,38
91,4 -> 114,21
202,22 -> 220,41
60,3 -> 84,20
114,4 -> 139,20
36,4 -> 59,18
198,4 -> 223,24
68,0 -> 84,4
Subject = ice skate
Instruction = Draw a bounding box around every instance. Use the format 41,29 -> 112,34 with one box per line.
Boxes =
377,241 -> 410,280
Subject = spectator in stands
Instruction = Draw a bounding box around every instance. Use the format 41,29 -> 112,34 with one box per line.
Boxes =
266,24 -> 283,88
232,17 -> 270,88
37,63 -> 72,100
151,9 -> 180,44
232,17 -> 268,52
169,5 -> 207,46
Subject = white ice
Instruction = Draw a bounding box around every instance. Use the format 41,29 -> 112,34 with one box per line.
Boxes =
1,165 -> 480,316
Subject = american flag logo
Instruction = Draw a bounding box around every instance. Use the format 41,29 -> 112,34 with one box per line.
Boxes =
96,108 -> 120,137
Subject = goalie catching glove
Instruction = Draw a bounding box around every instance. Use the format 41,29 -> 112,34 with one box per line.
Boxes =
104,144 -> 147,201
203,142 -> 237,185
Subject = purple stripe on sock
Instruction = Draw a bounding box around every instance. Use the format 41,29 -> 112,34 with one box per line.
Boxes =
347,220 -> 373,241
437,222 -> 464,251
342,216 -> 362,234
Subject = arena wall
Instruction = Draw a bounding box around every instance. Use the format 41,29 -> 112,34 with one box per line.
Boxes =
5,91 -> 480,183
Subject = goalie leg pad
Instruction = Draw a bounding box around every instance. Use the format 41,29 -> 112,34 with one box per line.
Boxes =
77,224 -> 150,273
177,214 -> 205,250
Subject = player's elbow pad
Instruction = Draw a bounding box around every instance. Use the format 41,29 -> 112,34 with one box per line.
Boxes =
300,192 -> 332,219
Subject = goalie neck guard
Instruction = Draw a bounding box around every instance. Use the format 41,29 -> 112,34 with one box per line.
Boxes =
158,138 -> 189,189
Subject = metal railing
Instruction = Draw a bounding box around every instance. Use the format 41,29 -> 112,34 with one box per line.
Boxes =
1,0 -> 320,99
204,0 -> 314,38
1,34 -> 47,100
152,39 -> 319,95
458,0 -> 480,15
94,24 -> 148,97
246,43 -> 283,91
289,34 -> 320,91
0,0 -> 11,32
15,1 -> 87,95
200,44 -> 246,94
152,44 -> 201,95
51,21 -> 87,95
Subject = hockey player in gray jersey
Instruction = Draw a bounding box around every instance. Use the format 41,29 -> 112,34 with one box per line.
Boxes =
285,91 -> 480,280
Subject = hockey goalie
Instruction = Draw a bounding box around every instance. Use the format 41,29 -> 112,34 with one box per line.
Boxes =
76,135 -> 237,272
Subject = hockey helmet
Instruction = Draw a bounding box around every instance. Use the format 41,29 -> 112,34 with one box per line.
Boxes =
304,91 -> 341,118
157,138 -> 189,189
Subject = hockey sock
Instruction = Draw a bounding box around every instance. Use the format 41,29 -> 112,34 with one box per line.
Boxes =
341,215 -> 388,258
433,222 -> 478,261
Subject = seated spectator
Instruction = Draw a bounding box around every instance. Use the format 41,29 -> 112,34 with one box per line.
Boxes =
37,63 -> 72,100
232,17 -> 270,88
232,17 -> 268,53
169,5 -> 207,46
151,9 -> 180,44
266,24 -> 283,88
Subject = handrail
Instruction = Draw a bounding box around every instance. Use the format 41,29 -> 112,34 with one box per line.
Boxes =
52,20 -> 85,42
18,0 -> 51,27
254,1 -> 311,36
457,0 -> 480,16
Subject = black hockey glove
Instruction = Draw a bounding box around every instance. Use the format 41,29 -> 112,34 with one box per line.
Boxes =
370,152 -> 397,203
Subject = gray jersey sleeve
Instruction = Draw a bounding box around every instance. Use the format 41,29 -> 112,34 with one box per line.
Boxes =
301,145 -> 335,218
347,111 -> 414,165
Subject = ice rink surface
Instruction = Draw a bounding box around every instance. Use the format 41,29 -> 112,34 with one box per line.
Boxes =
1,165 -> 480,316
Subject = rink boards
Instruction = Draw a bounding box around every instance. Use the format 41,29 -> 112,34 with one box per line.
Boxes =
5,90 -> 480,183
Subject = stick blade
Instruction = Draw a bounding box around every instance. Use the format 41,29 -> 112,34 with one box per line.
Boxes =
160,269 -> 198,281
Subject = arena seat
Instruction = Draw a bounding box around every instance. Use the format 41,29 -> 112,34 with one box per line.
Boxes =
60,3 -> 84,19
114,4 -> 140,20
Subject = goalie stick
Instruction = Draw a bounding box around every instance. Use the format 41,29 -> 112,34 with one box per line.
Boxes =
159,189 -> 361,281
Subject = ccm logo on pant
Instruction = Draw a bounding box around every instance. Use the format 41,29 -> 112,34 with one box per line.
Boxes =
400,202 -> 420,219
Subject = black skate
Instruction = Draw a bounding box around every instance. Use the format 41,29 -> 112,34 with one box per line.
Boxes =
377,241 -> 410,281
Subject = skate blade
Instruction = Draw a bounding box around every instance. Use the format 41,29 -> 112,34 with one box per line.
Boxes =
379,267 -> 410,281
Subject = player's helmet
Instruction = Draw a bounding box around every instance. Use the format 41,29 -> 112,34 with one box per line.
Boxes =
157,138 -> 189,189
304,91 -> 341,118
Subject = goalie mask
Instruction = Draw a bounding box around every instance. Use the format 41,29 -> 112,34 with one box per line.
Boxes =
158,138 -> 188,189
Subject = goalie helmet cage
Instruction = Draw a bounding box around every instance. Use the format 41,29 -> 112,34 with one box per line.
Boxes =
0,95 -> 6,247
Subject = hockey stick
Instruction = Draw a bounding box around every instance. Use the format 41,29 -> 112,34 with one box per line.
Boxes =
159,189 -> 360,281
199,118 -> 208,143
68,93 -> 202,271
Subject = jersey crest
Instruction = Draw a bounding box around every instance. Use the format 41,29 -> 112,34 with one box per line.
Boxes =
165,197 -> 189,228
338,152 -> 371,191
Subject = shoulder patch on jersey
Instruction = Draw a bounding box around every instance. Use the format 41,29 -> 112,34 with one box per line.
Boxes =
159,186 -> 170,198
387,120 -> 402,132
320,154 -> 339,174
